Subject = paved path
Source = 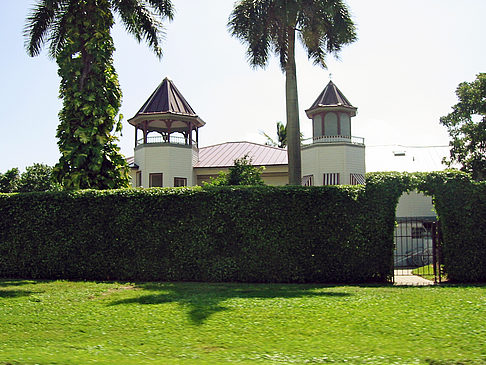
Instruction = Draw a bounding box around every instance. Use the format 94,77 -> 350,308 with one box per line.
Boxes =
394,269 -> 435,286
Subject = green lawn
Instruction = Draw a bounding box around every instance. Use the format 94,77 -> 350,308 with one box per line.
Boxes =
1,280 -> 485,364
412,265 -> 448,282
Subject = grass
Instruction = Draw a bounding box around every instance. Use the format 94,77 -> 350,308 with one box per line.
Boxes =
1,280 -> 485,364
412,264 -> 448,282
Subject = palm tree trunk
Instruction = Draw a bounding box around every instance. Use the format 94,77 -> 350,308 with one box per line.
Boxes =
285,27 -> 302,185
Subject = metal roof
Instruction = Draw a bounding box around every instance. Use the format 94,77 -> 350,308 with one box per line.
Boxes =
194,141 -> 288,168
128,77 -> 205,129
136,77 -> 196,115
308,80 -> 354,109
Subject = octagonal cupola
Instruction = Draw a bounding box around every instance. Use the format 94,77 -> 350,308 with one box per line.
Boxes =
128,77 -> 205,147
305,81 -> 358,143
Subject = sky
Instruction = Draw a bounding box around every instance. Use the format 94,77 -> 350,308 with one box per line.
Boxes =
1,0 -> 485,173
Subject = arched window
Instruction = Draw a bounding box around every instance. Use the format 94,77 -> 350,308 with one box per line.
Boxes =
324,112 -> 338,136
340,113 -> 351,137
313,114 -> 322,137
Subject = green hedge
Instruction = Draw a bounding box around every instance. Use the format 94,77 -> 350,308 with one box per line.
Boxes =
415,171 -> 486,282
0,176 -> 405,283
2,171 -> 483,283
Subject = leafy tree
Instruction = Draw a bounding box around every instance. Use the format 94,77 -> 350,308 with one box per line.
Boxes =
229,0 -> 356,185
25,0 -> 174,189
440,73 -> 486,181
0,164 -> 60,193
205,155 -> 265,186
17,164 -> 60,192
0,168 -> 20,193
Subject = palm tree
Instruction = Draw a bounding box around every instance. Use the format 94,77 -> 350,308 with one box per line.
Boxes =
229,0 -> 356,185
25,0 -> 174,189
261,121 -> 287,148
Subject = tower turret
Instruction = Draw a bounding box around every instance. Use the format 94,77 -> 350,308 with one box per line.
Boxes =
301,80 -> 365,186
305,80 -> 357,143
128,78 -> 204,187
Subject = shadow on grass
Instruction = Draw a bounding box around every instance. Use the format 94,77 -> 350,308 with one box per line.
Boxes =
0,280 -> 37,287
108,283 -> 352,325
0,280 -> 43,299
0,289 -> 38,299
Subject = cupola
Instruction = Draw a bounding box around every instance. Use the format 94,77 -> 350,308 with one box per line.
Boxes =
305,81 -> 357,142
128,77 -> 205,147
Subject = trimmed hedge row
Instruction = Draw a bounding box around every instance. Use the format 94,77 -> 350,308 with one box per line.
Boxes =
1,171 -> 484,283
0,175 -> 405,283
415,171 -> 486,282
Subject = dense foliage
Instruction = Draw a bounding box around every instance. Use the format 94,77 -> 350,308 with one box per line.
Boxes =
54,1 -> 129,189
0,180 -> 402,283
0,168 -> 20,193
228,0 -> 357,185
440,73 -> 486,181
205,155 -> 265,186
1,171 -> 484,283
25,0 -> 174,189
0,164 -> 59,193
415,170 -> 486,282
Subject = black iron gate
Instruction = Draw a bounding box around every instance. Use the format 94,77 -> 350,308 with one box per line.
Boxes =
393,217 -> 442,284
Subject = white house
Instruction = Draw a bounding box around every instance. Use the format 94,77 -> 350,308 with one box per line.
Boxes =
127,77 -> 452,268
127,77 -> 366,188
126,77 -> 448,220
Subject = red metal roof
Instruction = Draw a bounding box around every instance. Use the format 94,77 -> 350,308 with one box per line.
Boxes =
194,142 -> 288,168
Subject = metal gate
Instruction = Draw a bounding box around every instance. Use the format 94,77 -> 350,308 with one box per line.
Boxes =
393,217 -> 442,283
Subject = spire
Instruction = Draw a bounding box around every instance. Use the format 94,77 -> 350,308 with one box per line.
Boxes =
306,80 -> 357,118
310,80 -> 354,109
128,77 -> 205,129
136,77 -> 196,116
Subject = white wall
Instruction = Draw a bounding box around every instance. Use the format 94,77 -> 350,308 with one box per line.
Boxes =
133,144 -> 195,187
301,143 -> 365,185
396,191 -> 436,218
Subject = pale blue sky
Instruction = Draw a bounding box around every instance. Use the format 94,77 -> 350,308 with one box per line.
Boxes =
1,0 -> 485,172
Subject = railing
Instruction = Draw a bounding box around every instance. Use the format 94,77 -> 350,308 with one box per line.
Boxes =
136,135 -> 195,146
301,135 -> 364,146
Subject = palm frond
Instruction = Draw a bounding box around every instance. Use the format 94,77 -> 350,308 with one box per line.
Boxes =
229,0 -> 277,69
298,0 -> 356,67
113,0 -> 173,58
24,0 -> 64,57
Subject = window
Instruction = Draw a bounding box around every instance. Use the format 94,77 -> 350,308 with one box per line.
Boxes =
340,113 -> 351,137
323,173 -> 340,185
174,177 -> 187,187
149,173 -> 163,187
324,112 -> 338,136
302,175 -> 314,186
313,114 -> 322,137
136,171 -> 142,187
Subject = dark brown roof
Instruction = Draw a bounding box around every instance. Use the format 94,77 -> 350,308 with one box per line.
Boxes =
137,77 -> 196,115
309,80 -> 354,109
128,77 -> 205,128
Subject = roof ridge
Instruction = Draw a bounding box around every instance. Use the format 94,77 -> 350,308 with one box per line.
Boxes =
200,141 -> 286,151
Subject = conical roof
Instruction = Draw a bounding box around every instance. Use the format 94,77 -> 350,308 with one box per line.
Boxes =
137,77 -> 196,115
306,80 -> 356,117
128,77 -> 204,128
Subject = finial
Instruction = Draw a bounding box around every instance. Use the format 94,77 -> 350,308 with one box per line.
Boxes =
329,73 -> 333,81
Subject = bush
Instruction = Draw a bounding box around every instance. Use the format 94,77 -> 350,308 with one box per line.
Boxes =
415,170 -> 486,282
0,179 -> 404,283
2,171 -> 483,283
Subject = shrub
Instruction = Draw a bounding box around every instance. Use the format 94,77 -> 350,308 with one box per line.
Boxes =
2,171 -> 483,283
0,179 -> 403,283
